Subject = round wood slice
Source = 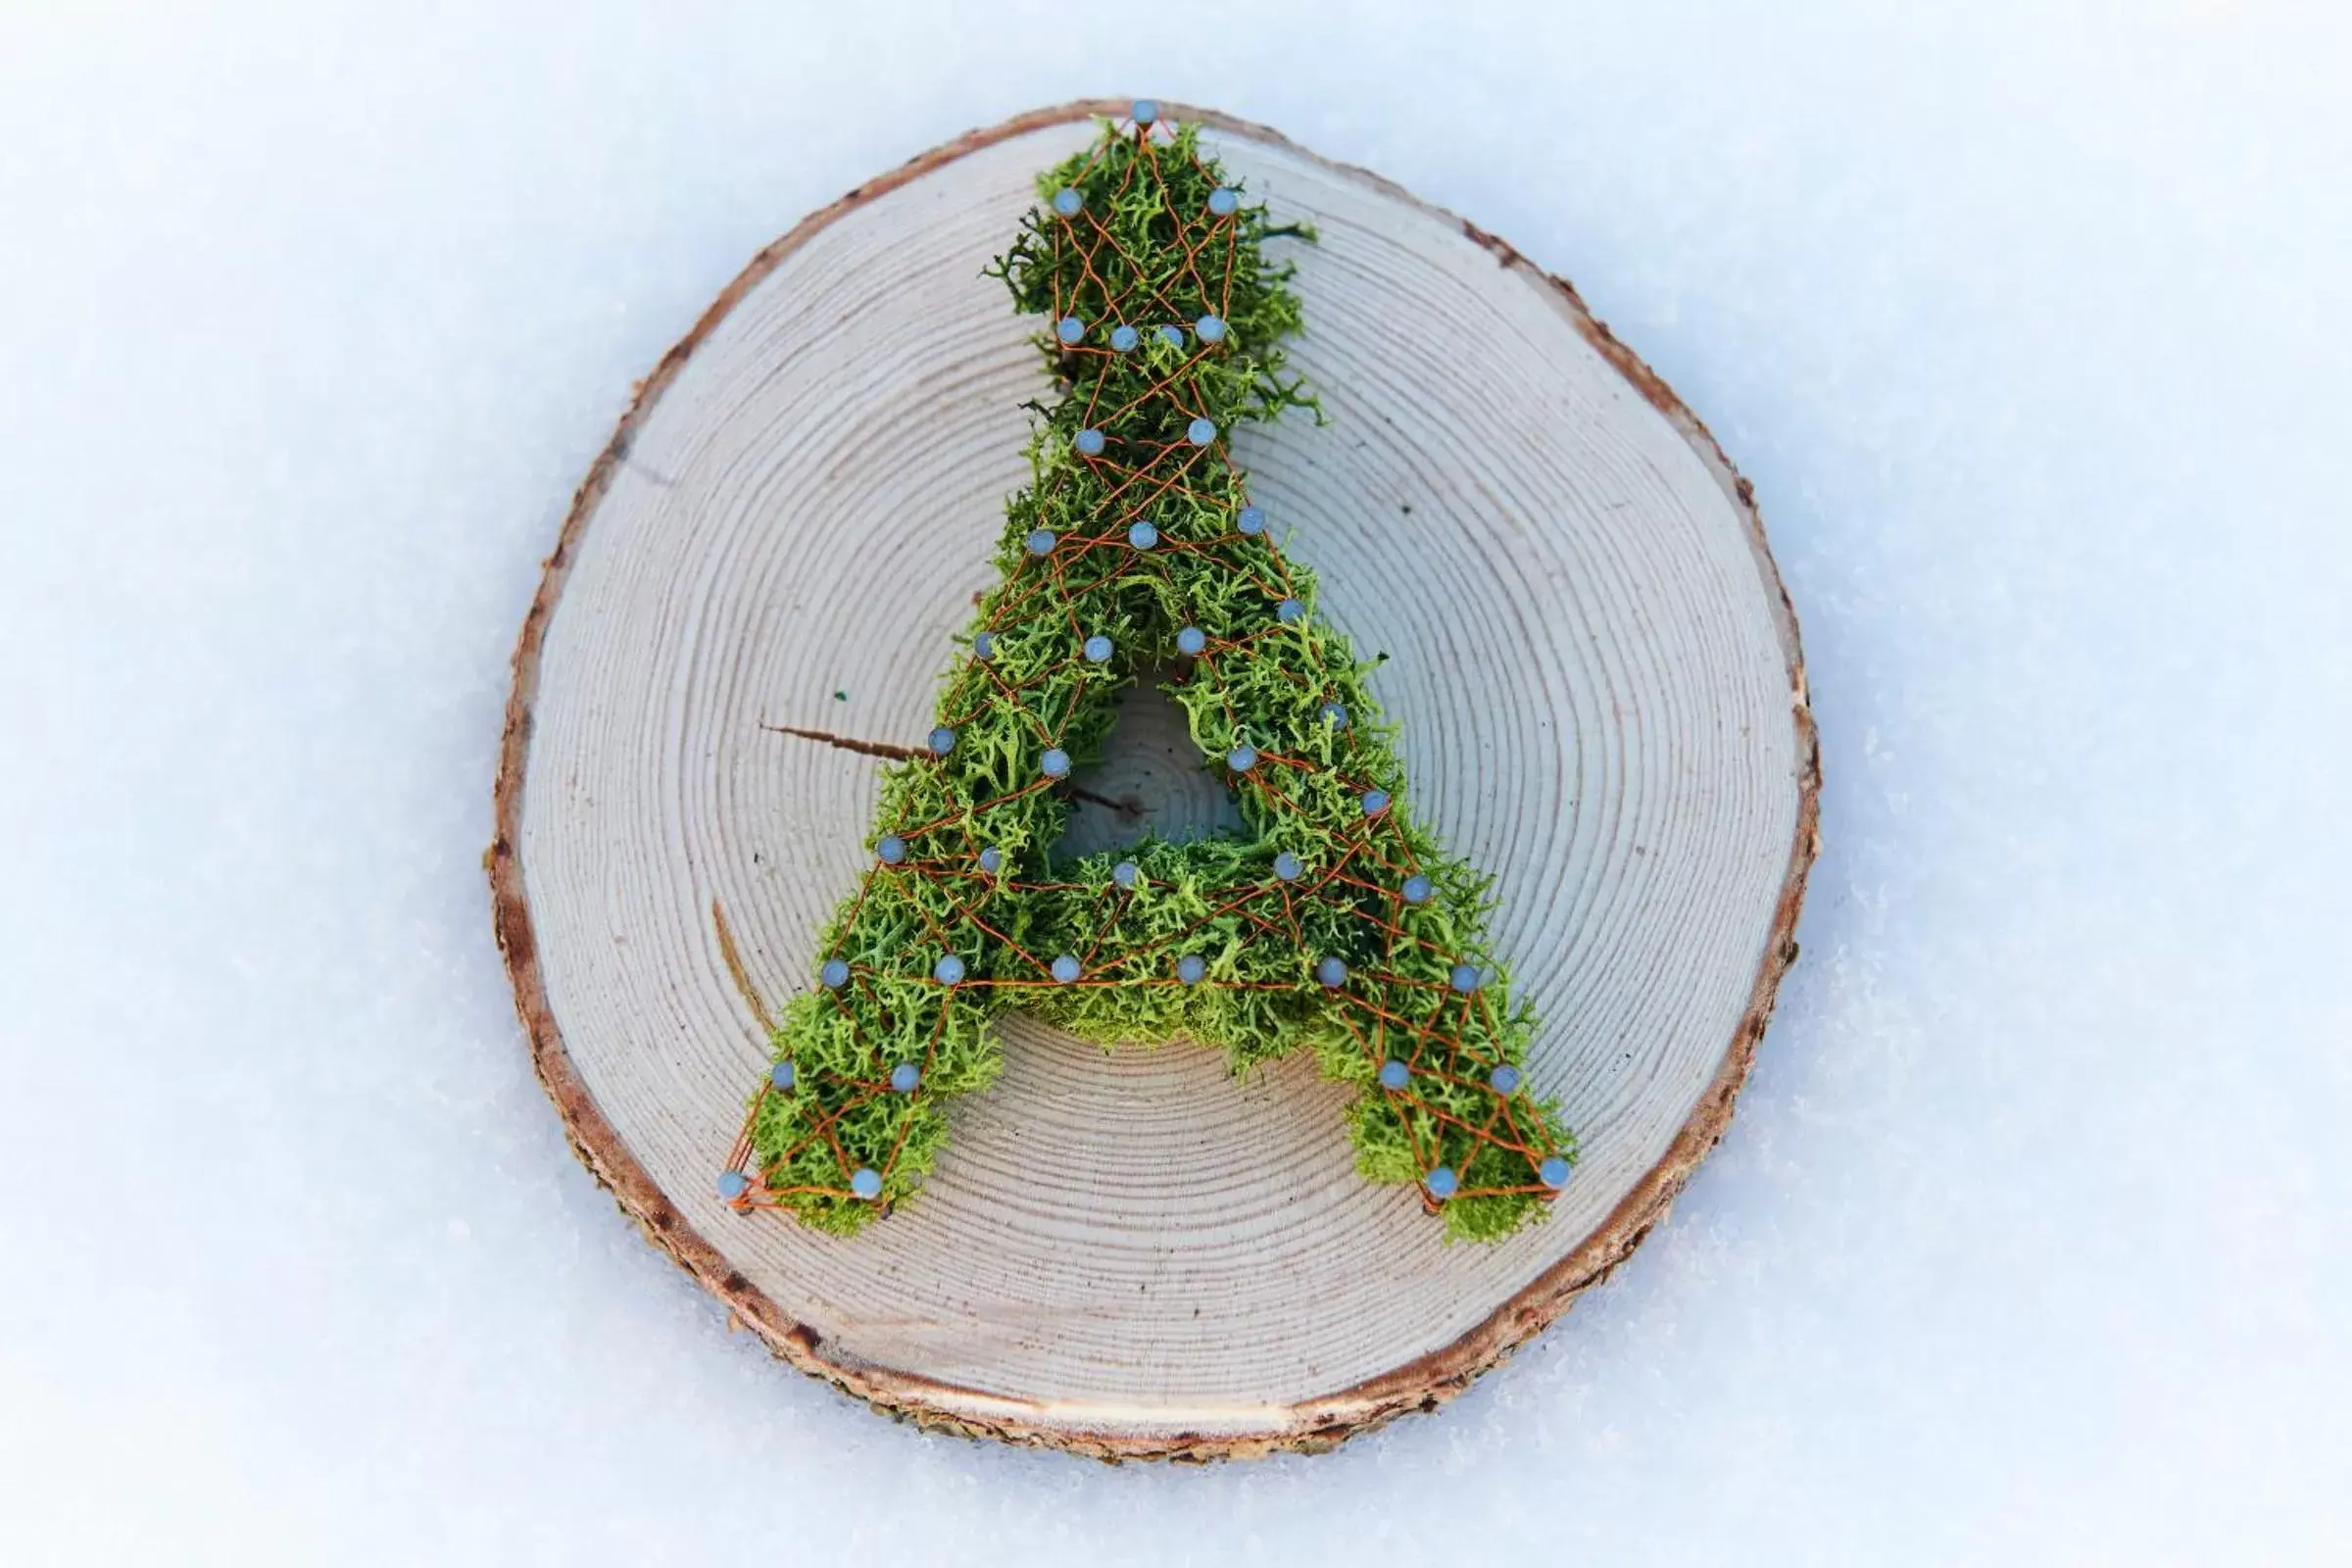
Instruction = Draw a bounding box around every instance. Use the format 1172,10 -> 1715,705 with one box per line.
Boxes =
491,100 -> 1819,1460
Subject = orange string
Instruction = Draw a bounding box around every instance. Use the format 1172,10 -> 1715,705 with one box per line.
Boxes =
725,112 -> 1557,1212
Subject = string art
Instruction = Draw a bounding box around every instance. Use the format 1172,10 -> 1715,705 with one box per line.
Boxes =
719,103 -> 1578,1243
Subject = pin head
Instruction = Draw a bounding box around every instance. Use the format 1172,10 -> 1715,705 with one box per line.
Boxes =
928,725 -> 956,757
1176,625 -> 1206,656
1042,748 -> 1071,779
716,1170 -> 750,1200
1378,1058 -> 1409,1089
1316,955 -> 1348,987
1051,954 -> 1082,984
851,1167 -> 884,1200
1426,1166 -> 1459,1200
1207,186 -> 1239,216
770,1060 -> 797,1091
1052,187 -> 1082,218
890,1062 -> 921,1094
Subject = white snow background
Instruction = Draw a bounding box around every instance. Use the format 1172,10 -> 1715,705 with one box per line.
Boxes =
2,2 -> 2346,1562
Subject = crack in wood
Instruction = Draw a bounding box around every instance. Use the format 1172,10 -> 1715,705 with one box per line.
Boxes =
762,723 -> 1140,817
761,722 -> 922,760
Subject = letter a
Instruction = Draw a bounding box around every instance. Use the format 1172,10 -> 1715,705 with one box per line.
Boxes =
724,111 -> 1576,1242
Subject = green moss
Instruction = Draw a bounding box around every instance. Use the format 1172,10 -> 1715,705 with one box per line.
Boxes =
739,115 -> 1576,1243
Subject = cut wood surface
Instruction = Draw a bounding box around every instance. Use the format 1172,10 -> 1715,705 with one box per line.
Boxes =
491,100 -> 1820,1460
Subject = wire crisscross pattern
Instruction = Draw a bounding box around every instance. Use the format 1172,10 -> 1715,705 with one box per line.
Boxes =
723,106 -> 1577,1243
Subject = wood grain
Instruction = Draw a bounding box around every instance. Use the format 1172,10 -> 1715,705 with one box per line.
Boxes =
491,101 -> 1820,1459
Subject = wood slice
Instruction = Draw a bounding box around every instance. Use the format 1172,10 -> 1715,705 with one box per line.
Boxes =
491,100 -> 1819,1460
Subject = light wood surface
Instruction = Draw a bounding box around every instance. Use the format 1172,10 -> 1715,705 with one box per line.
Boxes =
491,101 -> 1819,1459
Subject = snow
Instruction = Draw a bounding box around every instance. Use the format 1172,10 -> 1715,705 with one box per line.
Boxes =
2,1 -> 2346,1562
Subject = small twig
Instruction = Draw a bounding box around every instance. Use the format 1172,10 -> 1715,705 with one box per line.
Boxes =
710,898 -> 775,1034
